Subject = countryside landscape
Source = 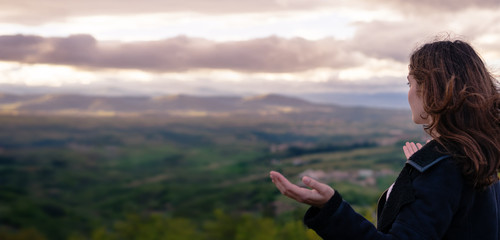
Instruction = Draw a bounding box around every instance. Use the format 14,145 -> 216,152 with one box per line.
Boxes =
0,93 -> 427,240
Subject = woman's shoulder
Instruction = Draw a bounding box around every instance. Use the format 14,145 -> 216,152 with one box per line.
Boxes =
406,140 -> 455,174
405,140 -> 465,193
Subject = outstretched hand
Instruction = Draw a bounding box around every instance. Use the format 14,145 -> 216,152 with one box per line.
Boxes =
270,141 -> 428,208
270,171 -> 334,208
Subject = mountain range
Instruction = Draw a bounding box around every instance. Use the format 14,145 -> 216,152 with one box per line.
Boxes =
0,93 -> 411,122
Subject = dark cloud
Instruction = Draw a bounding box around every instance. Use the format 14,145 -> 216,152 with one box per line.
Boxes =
0,35 -> 44,61
0,34 -> 361,73
0,34 -> 99,64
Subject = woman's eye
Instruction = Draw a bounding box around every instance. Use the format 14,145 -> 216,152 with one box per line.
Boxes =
407,82 -> 411,87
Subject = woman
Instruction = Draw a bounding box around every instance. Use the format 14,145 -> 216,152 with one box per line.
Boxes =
270,39 -> 500,239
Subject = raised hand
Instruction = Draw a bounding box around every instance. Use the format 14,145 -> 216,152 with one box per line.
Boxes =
270,171 -> 335,208
403,141 -> 423,159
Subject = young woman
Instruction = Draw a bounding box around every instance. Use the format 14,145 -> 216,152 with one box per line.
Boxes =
270,39 -> 500,239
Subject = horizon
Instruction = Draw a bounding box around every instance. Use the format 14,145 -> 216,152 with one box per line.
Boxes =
0,90 -> 410,109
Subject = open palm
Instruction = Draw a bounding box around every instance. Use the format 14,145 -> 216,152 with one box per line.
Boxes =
270,171 -> 334,208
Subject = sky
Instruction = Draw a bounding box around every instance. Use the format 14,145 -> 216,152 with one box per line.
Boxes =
0,0 -> 499,101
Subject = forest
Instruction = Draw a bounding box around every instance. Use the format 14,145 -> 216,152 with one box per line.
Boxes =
0,110 -> 425,240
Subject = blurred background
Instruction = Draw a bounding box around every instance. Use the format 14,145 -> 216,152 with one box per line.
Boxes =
0,1 -> 499,239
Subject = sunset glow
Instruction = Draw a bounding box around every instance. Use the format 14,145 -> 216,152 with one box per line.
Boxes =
0,0 -> 499,98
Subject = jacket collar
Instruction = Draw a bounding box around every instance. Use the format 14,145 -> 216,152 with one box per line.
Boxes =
377,140 -> 451,232
407,140 -> 451,173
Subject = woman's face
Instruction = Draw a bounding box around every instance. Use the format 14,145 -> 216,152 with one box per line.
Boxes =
407,75 -> 430,124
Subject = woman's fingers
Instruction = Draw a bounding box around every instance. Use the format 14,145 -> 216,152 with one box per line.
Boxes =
270,171 -> 288,194
270,171 -> 303,197
301,176 -> 335,207
270,171 -> 334,208
403,142 -> 415,159
403,141 -> 425,159
403,145 -> 411,159
302,176 -> 334,197
409,142 -> 418,152
416,143 -> 423,149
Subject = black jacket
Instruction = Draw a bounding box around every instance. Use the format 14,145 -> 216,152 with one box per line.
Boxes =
304,140 -> 500,239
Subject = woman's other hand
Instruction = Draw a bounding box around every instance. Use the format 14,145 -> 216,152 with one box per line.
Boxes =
270,171 -> 334,208
403,141 -> 424,159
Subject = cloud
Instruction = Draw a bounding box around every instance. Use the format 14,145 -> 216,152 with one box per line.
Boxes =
0,34 -> 98,64
0,34 -> 363,73
343,8 -> 500,63
0,0 -> 329,24
0,58 -> 408,97
1,0 -> 498,25
378,0 -> 500,12
0,71 -> 408,97
345,21 -> 442,62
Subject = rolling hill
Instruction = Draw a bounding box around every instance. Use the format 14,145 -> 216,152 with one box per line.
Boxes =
0,93 -> 411,122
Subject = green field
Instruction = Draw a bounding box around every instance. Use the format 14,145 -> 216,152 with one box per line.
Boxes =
0,114 -> 425,240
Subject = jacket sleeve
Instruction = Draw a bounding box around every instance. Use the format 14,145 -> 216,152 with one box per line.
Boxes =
303,159 -> 463,240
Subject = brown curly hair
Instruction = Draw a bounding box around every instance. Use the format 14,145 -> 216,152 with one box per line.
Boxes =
409,39 -> 500,189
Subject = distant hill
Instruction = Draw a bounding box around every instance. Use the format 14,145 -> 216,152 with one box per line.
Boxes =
0,93 -> 411,122
298,92 -> 409,109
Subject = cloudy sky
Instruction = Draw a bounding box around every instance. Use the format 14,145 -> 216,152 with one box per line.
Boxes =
0,0 -> 499,100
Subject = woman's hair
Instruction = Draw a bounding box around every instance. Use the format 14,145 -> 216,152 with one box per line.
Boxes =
409,39 -> 500,189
